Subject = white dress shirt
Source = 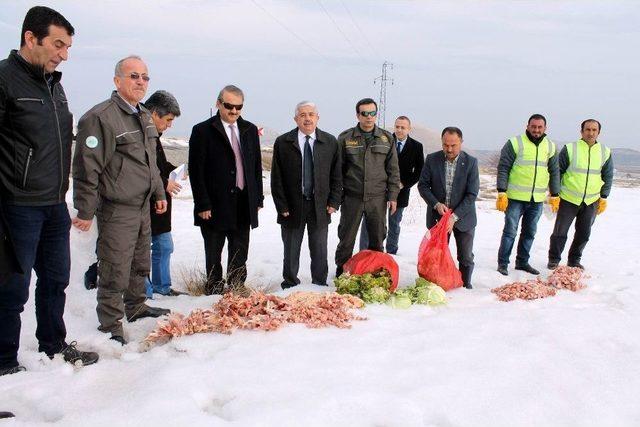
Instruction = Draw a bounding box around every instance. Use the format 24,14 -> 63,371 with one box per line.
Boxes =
396,138 -> 407,153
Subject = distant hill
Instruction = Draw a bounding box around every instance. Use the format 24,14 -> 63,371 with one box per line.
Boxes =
162,130 -> 640,175
470,146 -> 640,172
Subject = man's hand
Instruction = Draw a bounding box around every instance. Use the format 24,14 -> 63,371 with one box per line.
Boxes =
388,200 -> 397,215
496,192 -> 508,212
435,202 -> 449,216
282,211 -> 290,217
155,200 -> 167,214
72,217 -> 92,232
596,198 -> 607,215
446,216 -> 456,233
549,196 -> 560,213
198,210 -> 211,220
166,179 -> 182,197
327,206 -> 336,214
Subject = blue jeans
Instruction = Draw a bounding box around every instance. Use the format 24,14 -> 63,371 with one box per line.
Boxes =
359,207 -> 404,253
149,232 -> 173,295
0,203 -> 70,368
497,200 -> 543,267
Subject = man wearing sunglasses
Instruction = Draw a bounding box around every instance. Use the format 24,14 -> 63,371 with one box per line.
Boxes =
73,55 -> 170,345
189,85 -> 263,295
335,98 -> 400,276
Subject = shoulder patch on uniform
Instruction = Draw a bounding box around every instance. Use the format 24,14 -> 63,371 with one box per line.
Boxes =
380,135 -> 389,143
85,136 -> 99,149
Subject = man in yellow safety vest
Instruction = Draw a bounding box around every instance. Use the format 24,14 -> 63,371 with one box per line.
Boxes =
496,114 -> 560,276
547,119 -> 613,270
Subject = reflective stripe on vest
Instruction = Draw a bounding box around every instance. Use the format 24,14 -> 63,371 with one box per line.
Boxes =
507,134 -> 555,202
560,140 -> 610,206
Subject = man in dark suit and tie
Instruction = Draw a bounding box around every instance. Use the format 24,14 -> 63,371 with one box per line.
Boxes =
418,127 -> 479,289
188,85 -> 264,295
359,115 -> 424,254
271,101 -> 342,288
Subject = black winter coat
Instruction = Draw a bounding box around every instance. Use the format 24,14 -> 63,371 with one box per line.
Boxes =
418,151 -> 479,232
270,128 -> 342,228
396,135 -> 425,208
150,136 -> 176,236
188,114 -> 264,230
0,50 -> 73,206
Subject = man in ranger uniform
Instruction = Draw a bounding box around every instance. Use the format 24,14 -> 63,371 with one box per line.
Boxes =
0,6 -> 98,376
334,98 -> 400,276
547,119 -> 613,270
496,114 -> 560,276
72,55 -> 169,345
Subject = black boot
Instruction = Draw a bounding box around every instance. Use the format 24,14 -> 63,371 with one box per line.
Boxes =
50,341 -> 99,366
0,412 -> 15,419
84,262 -> 98,290
0,366 -> 26,376
515,264 -> 540,275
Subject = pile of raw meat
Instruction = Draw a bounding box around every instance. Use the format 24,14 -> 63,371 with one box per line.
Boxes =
145,291 -> 365,345
492,266 -> 586,302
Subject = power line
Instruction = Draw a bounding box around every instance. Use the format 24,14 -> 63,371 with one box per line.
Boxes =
315,0 -> 365,62
250,0 -> 329,61
339,0 -> 374,51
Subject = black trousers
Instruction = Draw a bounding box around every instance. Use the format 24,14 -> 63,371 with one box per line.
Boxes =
548,199 -> 597,264
447,227 -> 475,287
199,189 -> 251,295
281,199 -> 329,287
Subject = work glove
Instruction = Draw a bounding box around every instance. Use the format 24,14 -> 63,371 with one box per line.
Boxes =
549,196 -> 560,213
496,192 -> 508,212
596,198 -> 607,215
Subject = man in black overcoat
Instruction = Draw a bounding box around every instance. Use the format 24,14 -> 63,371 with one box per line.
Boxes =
271,101 -> 342,288
188,85 -> 263,294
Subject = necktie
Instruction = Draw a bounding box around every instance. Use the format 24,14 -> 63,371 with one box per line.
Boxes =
229,124 -> 245,190
303,135 -> 314,198
397,141 -> 403,153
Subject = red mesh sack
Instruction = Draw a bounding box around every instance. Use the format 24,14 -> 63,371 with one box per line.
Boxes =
343,250 -> 399,291
417,210 -> 463,291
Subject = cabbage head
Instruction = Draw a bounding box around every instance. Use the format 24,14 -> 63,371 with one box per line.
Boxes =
386,294 -> 412,309
424,285 -> 447,305
361,286 -> 391,304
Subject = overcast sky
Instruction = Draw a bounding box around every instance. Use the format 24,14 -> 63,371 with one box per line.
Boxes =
2,0 -> 639,149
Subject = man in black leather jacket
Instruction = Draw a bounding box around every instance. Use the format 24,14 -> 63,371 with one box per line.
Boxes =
0,6 -> 98,376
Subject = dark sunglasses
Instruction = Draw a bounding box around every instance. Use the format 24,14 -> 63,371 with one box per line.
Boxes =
125,72 -> 150,82
220,101 -> 243,111
359,110 -> 377,117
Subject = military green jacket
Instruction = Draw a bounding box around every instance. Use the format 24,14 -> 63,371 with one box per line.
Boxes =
338,125 -> 400,201
73,91 -> 165,220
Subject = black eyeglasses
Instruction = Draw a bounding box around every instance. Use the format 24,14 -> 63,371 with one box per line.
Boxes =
359,110 -> 377,117
220,101 -> 243,111
125,72 -> 150,82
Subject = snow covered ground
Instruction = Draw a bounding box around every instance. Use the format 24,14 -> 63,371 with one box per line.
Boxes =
2,175 -> 640,426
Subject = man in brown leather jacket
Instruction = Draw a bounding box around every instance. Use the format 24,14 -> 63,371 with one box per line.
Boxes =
72,55 -> 169,344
